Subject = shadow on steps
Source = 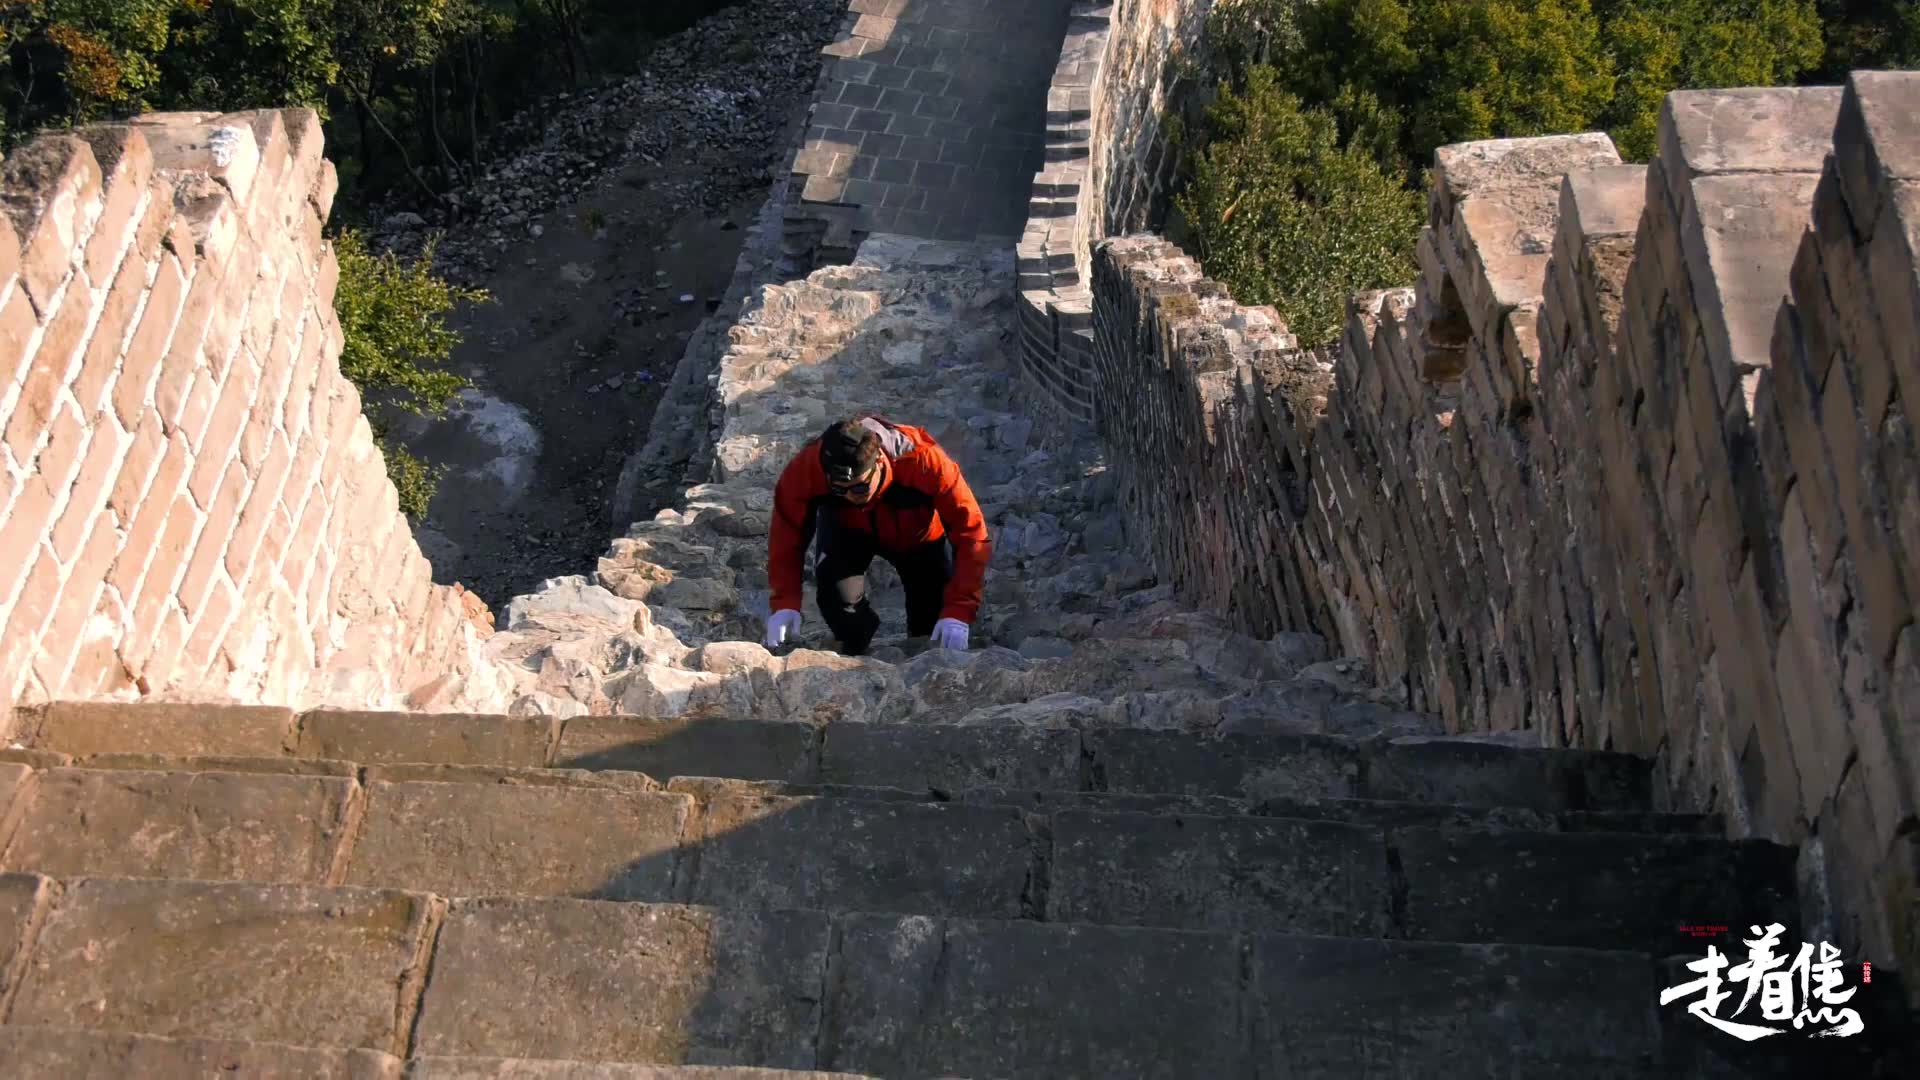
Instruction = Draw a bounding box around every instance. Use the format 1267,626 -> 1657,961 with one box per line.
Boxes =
487,719 -> 1919,1078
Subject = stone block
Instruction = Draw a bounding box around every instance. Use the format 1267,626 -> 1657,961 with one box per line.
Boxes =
4,767 -> 353,884
1831,72 -> 1920,240
344,781 -> 689,901
0,872 -> 53,1003
1366,738 -> 1650,812
826,913 -> 1247,1078
413,898 -> 828,1068
685,793 -> 1030,917
1049,809 -> 1390,936
1658,87 -> 1841,205
32,701 -> 296,757
0,135 -> 104,317
298,710 -> 554,766
10,878 -> 437,1053
1252,935 -> 1662,1074
819,722 -> 1078,791
0,1027 -> 401,1078
1680,172 -> 1823,398
1085,730 -> 1363,800
1396,828 -> 1798,952
554,716 -> 816,782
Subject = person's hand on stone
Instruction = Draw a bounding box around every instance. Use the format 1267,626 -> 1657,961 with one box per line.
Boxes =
932,618 -> 969,651
764,609 -> 801,649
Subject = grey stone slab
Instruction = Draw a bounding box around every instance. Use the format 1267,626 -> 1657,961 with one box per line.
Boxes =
555,717 -> 817,783
5,768 -> 354,884
344,781 -> 691,901
35,701 -> 296,758
407,1060 -> 874,1079
825,913 -> 1247,1078
1087,730 -> 1364,800
687,792 -> 1031,917
413,898 -> 829,1068
1252,935 -> 1664,1076
1049,810 -> 1391,935
0,1027 -> 401,1078
820,722 -> 1079,791
10,879 -> 436,1052
298,711 -> 553,767
1365,739 -> 1652,812
0,872 -> 52,1004
1396,828 -> 1799,952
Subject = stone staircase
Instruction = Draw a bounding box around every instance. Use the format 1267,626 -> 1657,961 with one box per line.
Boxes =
0,695 -> 1879,1076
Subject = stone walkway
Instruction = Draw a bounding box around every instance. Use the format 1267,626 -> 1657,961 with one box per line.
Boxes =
797,0 -> 1073,242
488,237 -> 1441,736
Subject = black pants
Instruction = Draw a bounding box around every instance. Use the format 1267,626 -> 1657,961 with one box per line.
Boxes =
814,517 -> 954,656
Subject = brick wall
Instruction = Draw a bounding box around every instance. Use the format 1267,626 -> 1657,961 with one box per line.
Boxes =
0,110 -> 512,726
1017,0 -> 1209,426
1086,75 -> 1920,986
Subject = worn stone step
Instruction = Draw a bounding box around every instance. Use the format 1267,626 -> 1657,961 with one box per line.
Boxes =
0,1027 -> 402,1077
1048,809 -> 1799,952
0,875 -> 436,1055
1,762 -> 1756,947
664,776 -> 1721,835
0,1028 -> 882,1078
409,1060 -> 877,1079
12,874 -> 1892,1077
20,704 -> 1656,815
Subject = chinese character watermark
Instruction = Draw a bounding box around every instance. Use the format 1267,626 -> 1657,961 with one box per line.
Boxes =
1661,923 -> 1865,1040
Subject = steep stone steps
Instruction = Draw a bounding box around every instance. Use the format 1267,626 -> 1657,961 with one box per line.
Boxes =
3,744 -> 1791,954
0,874 -> 1695,1077
14,702 -> 1653,810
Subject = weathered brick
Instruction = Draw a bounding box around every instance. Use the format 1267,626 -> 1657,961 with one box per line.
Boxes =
187,363 -> 257,505
174,366 -> 217,449
75,125 -> 155,285
69,252 -> 146,412
3,273 -> 93,463
0,208 -> 19,300
34,407 -> 88,544
111,250 -> 187,428
109,432 -> 191,600
177,460 -> 245,618
225,434 -> 292,585
131,176 -> 176,264
0,284 -> 34,396
49,417 -> 126,557
0,135 -> 104,317
180,577 -> 239,675
0,473 -> 54,607
33,509 -> 119,692
107,410 -> 165,525
0,548 -> 60,685
153,265 -> 219,427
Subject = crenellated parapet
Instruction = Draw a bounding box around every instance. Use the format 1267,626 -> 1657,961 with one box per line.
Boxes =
1086,72 -> 1920,989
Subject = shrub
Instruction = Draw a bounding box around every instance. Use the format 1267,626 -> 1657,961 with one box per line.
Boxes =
331,228 -> 487,516
1175,67 -> 1424,348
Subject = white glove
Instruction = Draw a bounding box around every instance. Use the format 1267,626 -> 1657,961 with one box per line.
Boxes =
764,609 -> 801,648
931,618 -> 969,651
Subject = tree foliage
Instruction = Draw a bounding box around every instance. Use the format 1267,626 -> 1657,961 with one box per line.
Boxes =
1175,67 -> 1424,347
332,228 -> 486,516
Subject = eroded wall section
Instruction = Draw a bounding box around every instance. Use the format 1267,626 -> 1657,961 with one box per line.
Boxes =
0,111 -> 510,721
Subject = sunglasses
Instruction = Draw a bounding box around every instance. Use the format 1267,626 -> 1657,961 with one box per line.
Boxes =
829,465 -> 880,497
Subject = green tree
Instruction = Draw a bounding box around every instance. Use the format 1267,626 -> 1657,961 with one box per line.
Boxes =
332,228 -> 487,516
1596,0 -> 1825,160
0,0 -> 189,133
1176,67 -> 1424,347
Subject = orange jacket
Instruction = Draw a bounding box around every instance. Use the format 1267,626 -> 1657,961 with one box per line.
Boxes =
768,418 -> 992,623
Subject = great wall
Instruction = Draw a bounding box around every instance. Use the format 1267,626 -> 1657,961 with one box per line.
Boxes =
0,0 -> 1912,1074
